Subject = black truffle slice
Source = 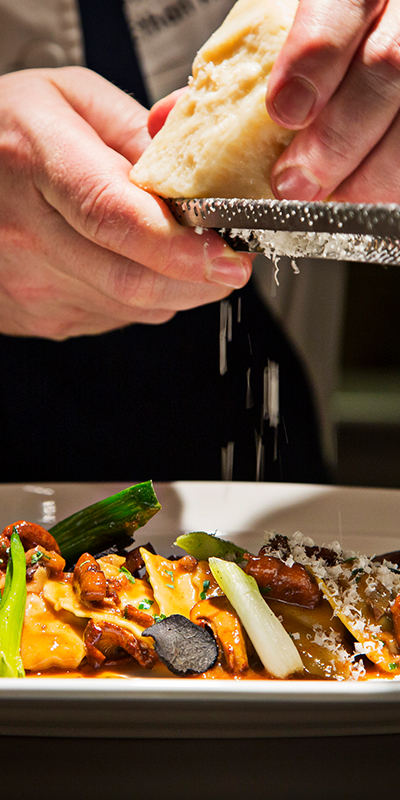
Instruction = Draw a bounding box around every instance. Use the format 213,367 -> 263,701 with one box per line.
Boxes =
142,614 -> 218,676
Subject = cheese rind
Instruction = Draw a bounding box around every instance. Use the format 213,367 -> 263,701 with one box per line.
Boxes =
130,0 -> 297,200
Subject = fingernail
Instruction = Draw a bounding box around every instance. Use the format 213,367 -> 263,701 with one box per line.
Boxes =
272,77 -> 317,127
274,166 -> 321,201
207,256 -> 250,288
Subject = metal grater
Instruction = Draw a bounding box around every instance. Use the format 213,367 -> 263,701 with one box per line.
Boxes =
166,198 -> 400,265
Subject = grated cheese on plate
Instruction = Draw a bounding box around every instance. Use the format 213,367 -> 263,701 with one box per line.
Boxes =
263,531 -> 400,674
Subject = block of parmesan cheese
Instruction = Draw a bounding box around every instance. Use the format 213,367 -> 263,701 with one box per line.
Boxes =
130,0 -> 298,200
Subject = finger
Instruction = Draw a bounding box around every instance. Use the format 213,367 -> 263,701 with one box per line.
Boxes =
50,66 -> 152,165
35,201 -> 234,313
1,299 -> 176,338
0,285 -> 176,338
1,175 -> 232,338
1,225 -> 225,339
271,0 -> 400,201
25,74 -> 251,290
266,0 -> 387,130
148,88 -> 187,138
331,107 -> 400,203
0,246 -> 177,339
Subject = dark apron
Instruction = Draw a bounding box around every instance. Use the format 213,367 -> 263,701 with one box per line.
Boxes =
0,0 -> 329,485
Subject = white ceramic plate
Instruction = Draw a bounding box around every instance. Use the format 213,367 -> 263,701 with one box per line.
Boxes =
2,480 -> 400,739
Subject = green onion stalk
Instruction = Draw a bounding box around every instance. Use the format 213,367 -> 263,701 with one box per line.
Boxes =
175,531 -> 249,563
50,481 -> 161,563
209,557 -> 303,679
0,528 -> 26,678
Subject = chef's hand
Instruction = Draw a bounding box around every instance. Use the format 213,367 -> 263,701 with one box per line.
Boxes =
266,0 -> 400,203
0,67 -> 251,338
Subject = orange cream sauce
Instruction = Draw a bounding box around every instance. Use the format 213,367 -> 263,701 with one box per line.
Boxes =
19,551 -> 400,682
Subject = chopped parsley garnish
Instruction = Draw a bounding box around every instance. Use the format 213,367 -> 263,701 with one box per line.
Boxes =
260,586 -> 272,595
77,559 -> 91,568
163,568 -> 175,589
119,566 -> 136,584
153,614 -> 167,623
30,549 -> 51,565
350,568 -> 364,581
138,599 -> 154,610
389,663 -> 398,670
200,579 -> 210,600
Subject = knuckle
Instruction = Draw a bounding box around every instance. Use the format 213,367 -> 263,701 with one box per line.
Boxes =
77,178 -> 143,254
129,272 -> 164,310
312,118 -> 354,162
290,21 -> 349,62
106,261 -> 165,310
290,0 -> 385,66
56,65 -> 90,82
152,233 -> 203,282
0,129 -> 31,173
364,160 -> 397,194
78,178 -> 118,241
347,0 -> 384,16
152,237 -> 177,278
363,28 -> 400,76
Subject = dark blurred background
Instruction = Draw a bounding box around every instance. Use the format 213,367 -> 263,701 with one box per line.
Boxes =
334,261 -> 400,488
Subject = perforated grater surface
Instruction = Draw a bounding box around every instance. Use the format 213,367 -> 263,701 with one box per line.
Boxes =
166,198 -> 400,264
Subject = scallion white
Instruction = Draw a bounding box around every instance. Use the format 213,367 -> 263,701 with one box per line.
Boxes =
209,557 -> 303,679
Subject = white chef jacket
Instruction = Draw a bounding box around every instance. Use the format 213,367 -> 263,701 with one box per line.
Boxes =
0,0 -> 235,99
0,0 -> 345,464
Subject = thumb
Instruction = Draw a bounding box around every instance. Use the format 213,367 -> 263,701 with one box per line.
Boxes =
28,70 -> 251,286
52,66 -> 152,163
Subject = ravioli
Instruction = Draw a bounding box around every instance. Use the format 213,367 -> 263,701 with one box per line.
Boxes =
21,593 -> 86,671
43,574 -> 156,641
140,549 -> 220,618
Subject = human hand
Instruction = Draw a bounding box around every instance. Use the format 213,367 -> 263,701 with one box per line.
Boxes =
147,88 -> 187,138
0,67 -> 251,338
266,0 -> 400,203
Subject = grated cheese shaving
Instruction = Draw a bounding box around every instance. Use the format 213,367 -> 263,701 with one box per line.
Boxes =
262,530 -> 400,673
227,228 -> 389,263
